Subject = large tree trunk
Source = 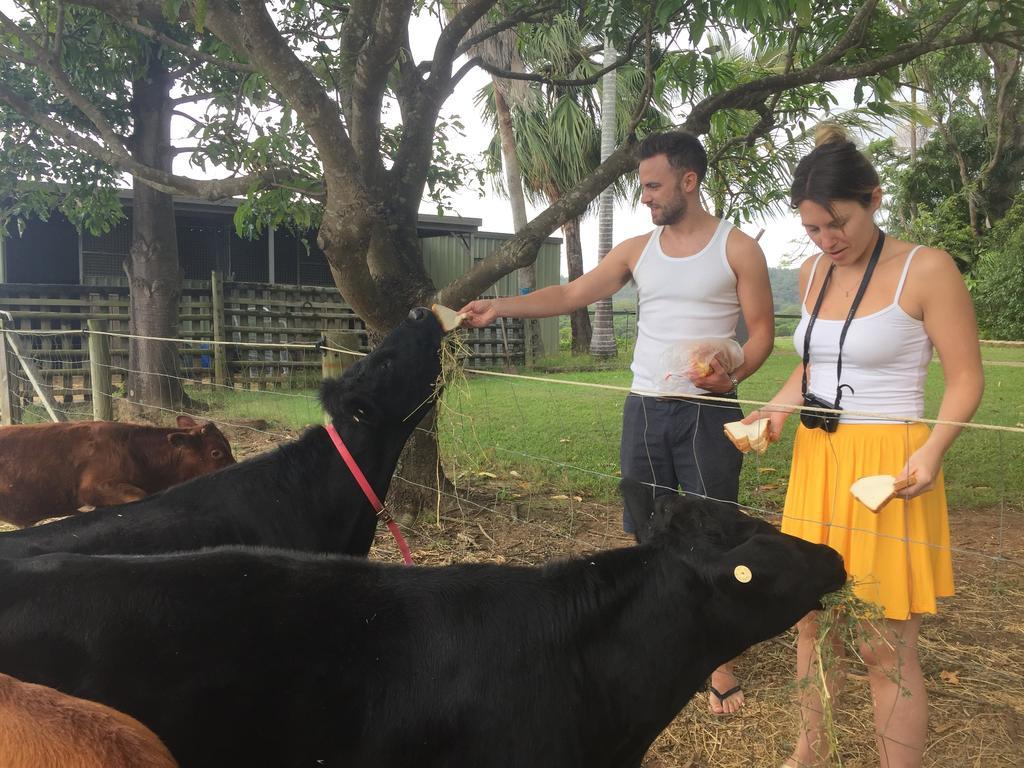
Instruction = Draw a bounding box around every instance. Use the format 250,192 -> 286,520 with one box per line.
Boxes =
124,46 -> 188,413
979,43 -> 1022,222
562,216 -> 592,355
387,405 -> 443,523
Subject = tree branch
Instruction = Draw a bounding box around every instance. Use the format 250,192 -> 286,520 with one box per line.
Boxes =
170,91 -> 221,106
979,43 -> 1020,185
120,18 -> 257,73
438,138 -> 641,308
0,78 -> 315,200
199,0 -> 363,197
348,0 -> 410,182
812,0 -> 881,70
453,2 -> 560,58
53,0 -> 66,58
471,32 -> 642,87
683,28 -> 1014,136
171,109 -> 203,125
0,11 -> 130,156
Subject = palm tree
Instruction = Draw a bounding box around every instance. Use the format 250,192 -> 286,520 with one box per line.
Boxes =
479,14 -> 669,355
443,1 -> 544,359
589,19 -> 619,358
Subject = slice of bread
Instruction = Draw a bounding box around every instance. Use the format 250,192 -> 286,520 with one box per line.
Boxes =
850,473 -> 917,512
431,304 -> 467,332
723,419 -> 770,454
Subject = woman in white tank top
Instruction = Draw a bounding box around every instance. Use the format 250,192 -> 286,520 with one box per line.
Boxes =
747,126 -> 984,768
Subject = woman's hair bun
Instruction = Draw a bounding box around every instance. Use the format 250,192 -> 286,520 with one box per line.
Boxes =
814,122 -> 849,148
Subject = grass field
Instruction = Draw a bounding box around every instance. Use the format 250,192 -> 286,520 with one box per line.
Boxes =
439,338 -> 1024,512
177,337 -> 1024,512
35,336 -> 1015,513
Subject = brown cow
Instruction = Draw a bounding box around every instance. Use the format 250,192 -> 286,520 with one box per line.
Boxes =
0,673 -> 179,768
0,416 -> 235,526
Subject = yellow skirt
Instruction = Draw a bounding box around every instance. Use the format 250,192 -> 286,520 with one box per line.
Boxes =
782,422 -> 954,620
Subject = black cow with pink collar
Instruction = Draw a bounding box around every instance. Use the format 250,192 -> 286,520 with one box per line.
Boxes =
0,307 -> 444,558
0,481 -> 845,767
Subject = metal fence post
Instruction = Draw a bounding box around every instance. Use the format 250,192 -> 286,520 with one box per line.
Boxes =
88,319 -> 113,421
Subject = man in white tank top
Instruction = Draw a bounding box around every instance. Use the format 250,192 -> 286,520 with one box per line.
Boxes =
460,131 -> 775,714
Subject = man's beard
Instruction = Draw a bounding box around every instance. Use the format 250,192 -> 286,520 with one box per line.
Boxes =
650,192 -> 687,225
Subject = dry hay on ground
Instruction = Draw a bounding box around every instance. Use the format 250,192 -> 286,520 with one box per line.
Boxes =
372,483 -> 1024,768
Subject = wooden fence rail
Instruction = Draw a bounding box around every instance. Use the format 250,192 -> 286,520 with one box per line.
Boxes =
0,276 -> 523,420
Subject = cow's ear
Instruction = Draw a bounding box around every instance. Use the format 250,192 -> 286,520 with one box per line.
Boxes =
176,415 -> 198,428
167,432 -> 194,447
710,536 -> 782,593
321,378 -> 379,425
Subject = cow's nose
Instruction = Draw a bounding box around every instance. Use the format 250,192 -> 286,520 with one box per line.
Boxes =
408,307 -> 431,322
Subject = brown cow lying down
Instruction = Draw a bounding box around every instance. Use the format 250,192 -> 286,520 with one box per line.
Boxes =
0,416 -> 235,527
0,673 -> 179,768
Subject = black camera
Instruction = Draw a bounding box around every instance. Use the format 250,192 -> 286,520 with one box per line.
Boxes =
800,392 -> 841,432
800,383 -> 854,433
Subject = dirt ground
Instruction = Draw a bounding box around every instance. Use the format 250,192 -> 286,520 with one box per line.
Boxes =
4,422 -> 1022,767
367,476 -> 1024,768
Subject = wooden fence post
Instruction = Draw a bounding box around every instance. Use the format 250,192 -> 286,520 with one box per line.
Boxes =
211,271 -> 228,387
88,319 -> 113,421
0,318 -> 23,425
321,329 -> 362,382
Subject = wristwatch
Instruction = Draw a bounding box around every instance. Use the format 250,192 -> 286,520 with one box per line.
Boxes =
727,374 -> 740,393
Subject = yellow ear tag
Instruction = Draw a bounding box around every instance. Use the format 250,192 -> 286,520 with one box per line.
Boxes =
733,565 -> 752,583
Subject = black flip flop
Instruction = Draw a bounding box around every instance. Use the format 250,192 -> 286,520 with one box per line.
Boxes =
709,684 -> 743,713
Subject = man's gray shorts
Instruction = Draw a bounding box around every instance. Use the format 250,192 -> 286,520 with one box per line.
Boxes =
619,393 -> 743,533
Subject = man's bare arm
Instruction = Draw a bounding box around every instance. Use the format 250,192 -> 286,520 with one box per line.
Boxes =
729,229 -> 775,383
459,236 -> 642,327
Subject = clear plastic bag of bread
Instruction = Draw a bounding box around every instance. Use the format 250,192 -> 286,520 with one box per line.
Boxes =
659,338 -> 744,393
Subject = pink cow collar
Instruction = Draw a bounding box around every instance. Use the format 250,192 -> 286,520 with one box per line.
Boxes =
325,423 -> 413,566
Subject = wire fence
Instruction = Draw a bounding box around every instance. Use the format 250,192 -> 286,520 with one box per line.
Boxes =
2,324 -> 1019,566
1,324 -> 1021,766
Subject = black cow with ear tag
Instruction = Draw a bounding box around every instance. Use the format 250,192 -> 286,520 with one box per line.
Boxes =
0,479 -> 845,768
0,307 -> 445,558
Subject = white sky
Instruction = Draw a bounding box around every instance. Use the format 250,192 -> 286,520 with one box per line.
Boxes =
406,12 -> 819,273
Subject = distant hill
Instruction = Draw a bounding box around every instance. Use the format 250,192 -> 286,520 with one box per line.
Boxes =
769,267 -> 800,313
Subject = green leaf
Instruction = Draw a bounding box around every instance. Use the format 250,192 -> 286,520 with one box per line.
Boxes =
795,0 -> 812,25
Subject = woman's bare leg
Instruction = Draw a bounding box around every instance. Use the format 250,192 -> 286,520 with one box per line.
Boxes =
859,615 -> 926,768
787,611 -> 845,767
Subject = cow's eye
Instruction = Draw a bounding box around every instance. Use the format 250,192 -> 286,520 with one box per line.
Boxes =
211,450 -> 223,459
408,307 -> 431,322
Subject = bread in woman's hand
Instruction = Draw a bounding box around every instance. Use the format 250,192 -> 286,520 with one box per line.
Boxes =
850,473 -> 916,512
723,419 -> 770,454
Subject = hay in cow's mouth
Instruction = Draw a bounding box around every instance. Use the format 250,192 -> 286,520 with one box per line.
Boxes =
403,330 -> 470,423
436,330 -> 470,398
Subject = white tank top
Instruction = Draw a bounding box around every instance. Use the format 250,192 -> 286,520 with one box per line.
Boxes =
630,220 -> 739,394
792,247 -> 932,423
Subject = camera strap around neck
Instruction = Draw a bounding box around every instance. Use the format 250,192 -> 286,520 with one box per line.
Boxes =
801,229 -> 886,401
